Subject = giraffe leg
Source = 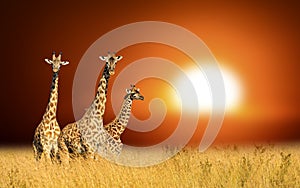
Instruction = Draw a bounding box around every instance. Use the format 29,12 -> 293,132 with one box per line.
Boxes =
33,144 -> 42,170
58,136 -> 70,163
81,142 -> 96,160
33,142 -> 38,160
33,139 -> 44,161
51,143 -> 60,164
65,136 -> 83,160
70,134 -> 85,159
33,142 -> 41,161
41,141 -> 52,163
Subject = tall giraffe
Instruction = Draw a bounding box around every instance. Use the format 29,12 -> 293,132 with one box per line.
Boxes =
104,85 -> 144,143
58,52 -> 123,160
33,52 -> 69,162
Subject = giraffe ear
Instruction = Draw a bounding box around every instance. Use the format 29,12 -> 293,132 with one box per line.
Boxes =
99,56 -> 106,61
126,89 -> 131,94
116,56 -> 123,61
45,59 -> 52,64
61,61 -> 69,65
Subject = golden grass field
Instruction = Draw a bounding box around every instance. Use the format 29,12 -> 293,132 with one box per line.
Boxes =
0,143 -> 299,188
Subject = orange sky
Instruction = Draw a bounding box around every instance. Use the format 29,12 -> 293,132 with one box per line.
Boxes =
102,40 -> 299,145
1,1 -> 299,145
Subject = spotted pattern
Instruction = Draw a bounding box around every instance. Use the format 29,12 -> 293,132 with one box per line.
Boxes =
104,85 -> 144,143
58,53 -> 123,161
33,75 -> 61,162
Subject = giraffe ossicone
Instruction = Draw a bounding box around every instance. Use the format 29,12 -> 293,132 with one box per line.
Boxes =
33,52 -> 69,162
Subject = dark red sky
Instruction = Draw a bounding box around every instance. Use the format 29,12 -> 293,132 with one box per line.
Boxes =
1,1 -> 299,146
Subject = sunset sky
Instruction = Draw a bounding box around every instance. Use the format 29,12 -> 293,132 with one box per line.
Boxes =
1,1 -> 299,146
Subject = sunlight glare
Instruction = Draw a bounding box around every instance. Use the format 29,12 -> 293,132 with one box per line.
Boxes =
176,65 -> 242,113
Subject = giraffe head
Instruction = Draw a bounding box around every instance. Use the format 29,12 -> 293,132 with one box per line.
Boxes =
125,84 -> 144,100
45,52 -> 69,73
99,52 -> 122,75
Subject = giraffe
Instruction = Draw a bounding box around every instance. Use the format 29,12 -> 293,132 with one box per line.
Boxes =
104,85 -> 144,143
58,52 -> 123,160
33,52 -> 69,162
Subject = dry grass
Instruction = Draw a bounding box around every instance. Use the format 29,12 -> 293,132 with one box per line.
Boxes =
0,143 -> 299,187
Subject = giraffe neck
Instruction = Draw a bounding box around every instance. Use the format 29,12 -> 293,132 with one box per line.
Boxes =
102,64 -> 110,95
43,71 -> 59,120
84,63 -> 110,119
116,96 -> 133,128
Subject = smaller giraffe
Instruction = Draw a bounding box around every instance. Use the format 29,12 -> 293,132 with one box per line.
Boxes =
33,52 -> 69,162
104,84 -> 144,143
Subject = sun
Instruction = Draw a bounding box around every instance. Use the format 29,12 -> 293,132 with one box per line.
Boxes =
176,65 -> 243,114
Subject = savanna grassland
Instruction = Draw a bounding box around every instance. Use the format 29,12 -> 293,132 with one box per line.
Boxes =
0,143 -> 299,188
